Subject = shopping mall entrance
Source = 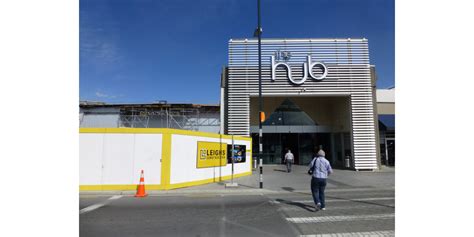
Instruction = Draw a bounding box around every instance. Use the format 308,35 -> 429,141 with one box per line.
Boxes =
250,97 -> 353,167
251,132 -> 331,165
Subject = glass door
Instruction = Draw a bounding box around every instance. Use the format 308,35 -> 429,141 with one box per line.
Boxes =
281,133 -> 299,164
251,133 -> 283,164
298,133 -> 316,165
386,139 -> 395,166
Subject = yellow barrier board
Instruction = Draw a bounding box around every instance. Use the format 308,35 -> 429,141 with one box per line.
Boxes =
197,141 -> 227,168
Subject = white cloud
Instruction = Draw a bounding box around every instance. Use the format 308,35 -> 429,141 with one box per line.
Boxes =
95,91 -> 117,99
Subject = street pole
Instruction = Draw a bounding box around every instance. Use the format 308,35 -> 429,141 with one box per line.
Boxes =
231,135 -> 235,184
257,0 -> 263,189
225,135 -> 238,188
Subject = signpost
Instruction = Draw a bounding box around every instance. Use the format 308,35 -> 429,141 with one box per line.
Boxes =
225,135 -> 238,188
231,135 -> 234,184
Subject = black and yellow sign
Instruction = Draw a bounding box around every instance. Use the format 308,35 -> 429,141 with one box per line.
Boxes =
197,141 -> 227,168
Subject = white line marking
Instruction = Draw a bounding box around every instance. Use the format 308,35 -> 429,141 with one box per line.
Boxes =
278,204 -> 394,211
109,195 -> 122,200
328,197 -> 395,202
300,230 -> 395,237
287,213 -> 395,223
79,203 -> 106,215
291,188 -> 395,193
80,195 -> 122,215
270,197 -> 395,204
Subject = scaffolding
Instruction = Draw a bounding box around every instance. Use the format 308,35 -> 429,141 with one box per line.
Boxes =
79,102 -> 220,132
117,106 -> 220,130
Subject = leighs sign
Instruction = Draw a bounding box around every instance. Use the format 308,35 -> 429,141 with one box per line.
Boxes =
271,51 -> 328,85
196,141 -> 227,168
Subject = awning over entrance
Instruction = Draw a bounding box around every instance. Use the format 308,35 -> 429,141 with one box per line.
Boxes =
379,115 -> 395,130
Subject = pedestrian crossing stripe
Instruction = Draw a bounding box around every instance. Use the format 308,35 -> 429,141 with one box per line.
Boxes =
287,213 -> 395,223
278,204 -> 394,211
270,197 -> 395,204
299,230 -> 395,237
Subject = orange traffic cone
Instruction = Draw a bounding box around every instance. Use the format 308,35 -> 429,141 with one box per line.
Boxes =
135,170 -> 148,198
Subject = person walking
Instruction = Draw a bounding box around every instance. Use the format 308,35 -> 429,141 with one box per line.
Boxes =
308,149 -> 333,211
284,150 -> 294,173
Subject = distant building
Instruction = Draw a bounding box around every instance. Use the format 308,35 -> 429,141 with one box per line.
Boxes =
376,88 -> 395,166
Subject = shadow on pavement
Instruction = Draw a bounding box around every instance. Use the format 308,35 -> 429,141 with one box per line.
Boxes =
237,183 -> 260,189
273,168 -> 288,173
281,187 -> 294,192
325,195 -> 395,209
280,186 -> 313,196
275,198 -> 315,212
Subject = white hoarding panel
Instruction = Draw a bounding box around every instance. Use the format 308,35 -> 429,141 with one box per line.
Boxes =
79,134 -> 104,185
102,134 -> 135,185
132,134 -> 162,185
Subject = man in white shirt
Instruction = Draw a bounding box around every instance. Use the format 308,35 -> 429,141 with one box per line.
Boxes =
284,150 -> 294,173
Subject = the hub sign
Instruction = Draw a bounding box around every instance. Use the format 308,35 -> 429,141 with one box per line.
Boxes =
271,55 -> 328,85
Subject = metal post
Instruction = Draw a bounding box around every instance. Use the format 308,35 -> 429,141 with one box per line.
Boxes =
166,109 -> 169,128
257,0 -> 263,189
231,135 -> 235,184
219,133 -> 222,182
259,159 -> 263,189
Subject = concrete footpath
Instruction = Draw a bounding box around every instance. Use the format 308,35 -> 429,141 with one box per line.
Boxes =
80,165 -> 395,196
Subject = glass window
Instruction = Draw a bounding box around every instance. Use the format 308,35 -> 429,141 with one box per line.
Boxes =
263,98 -> 317,126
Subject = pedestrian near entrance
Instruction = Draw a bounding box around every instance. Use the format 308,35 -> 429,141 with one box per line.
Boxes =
308,149 -> 333,211
284,150 -> 294,172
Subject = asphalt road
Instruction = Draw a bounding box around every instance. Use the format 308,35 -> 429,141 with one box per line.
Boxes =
80,188 -> 395,237
80,194 -> 296,237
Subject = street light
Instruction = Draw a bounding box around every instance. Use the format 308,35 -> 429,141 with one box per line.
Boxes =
255,0 -> 263,189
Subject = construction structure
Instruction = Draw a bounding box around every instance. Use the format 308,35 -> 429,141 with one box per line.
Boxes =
80,101 -> 220,133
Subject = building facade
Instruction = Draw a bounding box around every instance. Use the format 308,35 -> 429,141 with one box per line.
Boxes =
222,38 -> 379,170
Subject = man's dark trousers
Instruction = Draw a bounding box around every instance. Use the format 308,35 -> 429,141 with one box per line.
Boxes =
286,161 -> 292,172
311,177 -> 327,208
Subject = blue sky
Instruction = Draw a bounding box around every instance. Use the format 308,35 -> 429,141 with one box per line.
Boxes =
80,0 -> 394,104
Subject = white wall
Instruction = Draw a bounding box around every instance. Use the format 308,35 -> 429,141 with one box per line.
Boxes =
101,134 -> 135,185
133,134 -> 162,184
169,134 -> 251,185
79,133 -> 162,186
79,134 -> 104,185
79,107 -> 120,128
377,89 -> 395,103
